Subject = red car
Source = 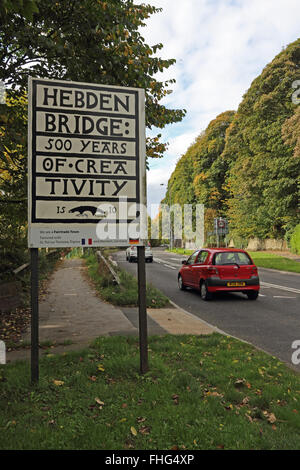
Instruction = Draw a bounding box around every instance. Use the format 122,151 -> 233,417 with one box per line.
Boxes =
178,248 -> 260,300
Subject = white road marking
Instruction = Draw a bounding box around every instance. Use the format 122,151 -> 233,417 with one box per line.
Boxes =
163,264 -> 177,270
260,282 -> 300,294
273,296 -> 297,299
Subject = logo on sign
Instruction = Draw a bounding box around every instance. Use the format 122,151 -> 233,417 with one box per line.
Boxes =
0,341 -> 5,364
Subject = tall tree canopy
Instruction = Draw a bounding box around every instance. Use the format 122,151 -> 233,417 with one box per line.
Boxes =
164,110 -> 235,212
223,38 -> 300,239
160,111 -> 235,241
161,39 -> 300,244
0,0 -> 185,158
192,111 -> 235,213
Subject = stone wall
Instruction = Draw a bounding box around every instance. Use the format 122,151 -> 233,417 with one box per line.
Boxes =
184,237 -> 289,251
246,238 -> 288,251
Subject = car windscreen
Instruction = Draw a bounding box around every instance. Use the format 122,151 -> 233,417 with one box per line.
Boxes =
213,251 -> 252,265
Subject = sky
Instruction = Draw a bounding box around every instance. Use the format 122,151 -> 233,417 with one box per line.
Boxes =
136,0 -> 300,216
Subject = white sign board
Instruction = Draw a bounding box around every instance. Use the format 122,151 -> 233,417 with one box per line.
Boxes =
28,78 -> 146,248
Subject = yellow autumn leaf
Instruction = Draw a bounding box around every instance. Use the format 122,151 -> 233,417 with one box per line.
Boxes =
97,364 -> 105,372
53,380 -> 64,386
130,426 -> 137,436
95,398 -> 104,406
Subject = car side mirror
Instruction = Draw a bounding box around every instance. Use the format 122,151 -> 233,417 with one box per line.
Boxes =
182,260 -> 187,265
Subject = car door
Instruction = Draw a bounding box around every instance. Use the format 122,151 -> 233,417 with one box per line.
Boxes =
189,250 -> 209,287
181,251 -> 199,286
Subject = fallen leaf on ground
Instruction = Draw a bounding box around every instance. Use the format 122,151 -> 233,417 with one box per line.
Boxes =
172,394 -> 179,405
95,397 -> 104,409
137,417 -> 146,423
234,379 -> 245,388
53,380 -> 64,386
139,426 -> 150,435
211,391 -> 223,397
263,411 -> 276,424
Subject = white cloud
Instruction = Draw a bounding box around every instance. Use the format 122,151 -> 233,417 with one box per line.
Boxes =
136,0 -> 300,214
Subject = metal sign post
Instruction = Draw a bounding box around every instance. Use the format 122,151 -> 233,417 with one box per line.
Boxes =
214,217 -> 229,247
30,248 -> 39,383
137,245 -> 148,374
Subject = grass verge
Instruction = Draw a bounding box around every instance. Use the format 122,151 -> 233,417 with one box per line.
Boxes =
85,252 -> 170,308
248,251 -> 300,274
0,334 -> 299,450
168,249 -> 300,273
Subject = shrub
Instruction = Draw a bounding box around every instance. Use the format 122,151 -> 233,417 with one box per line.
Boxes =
290,224 -> 300,254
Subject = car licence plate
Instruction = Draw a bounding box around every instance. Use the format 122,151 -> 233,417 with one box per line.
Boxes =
227,282 -> 246,287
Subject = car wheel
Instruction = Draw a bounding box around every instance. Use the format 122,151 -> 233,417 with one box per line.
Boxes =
178,275 -> 186,291
247,291 -> 259,300
200,281 -> 212,300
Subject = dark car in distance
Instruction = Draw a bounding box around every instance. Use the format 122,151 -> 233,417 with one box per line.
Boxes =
178,248 -> 260,300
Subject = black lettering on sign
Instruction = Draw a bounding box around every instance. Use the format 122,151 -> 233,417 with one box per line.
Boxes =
42,87 -> 130,113
44,113 -> 129,137
112,181 -> 127,196
43,178 -> 128,197
113,161 -> 127,174
79,140 -> 128,154
39,158 -> 130,176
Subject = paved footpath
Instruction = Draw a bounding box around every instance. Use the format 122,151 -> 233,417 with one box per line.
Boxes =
7,258 -> 217,363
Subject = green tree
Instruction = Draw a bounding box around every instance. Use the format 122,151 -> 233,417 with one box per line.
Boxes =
163,111 -> 235,215
160,111 -> 235,243
282,104 -> 300,159
0,0 -> 39,20
0,0 -> 185,159
223,39 -> 300,239
0,94 -> 28,271
192,111 -> 235,213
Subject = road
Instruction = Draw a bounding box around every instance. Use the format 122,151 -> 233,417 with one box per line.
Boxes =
113,247 -> 300,370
